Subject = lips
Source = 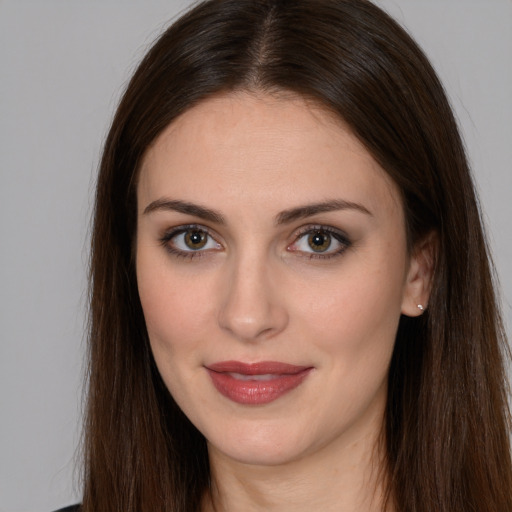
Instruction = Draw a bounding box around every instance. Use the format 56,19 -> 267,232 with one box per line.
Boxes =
206,361 -> 312,405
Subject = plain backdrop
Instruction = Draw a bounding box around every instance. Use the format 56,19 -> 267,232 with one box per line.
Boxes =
1,1 -> 510,511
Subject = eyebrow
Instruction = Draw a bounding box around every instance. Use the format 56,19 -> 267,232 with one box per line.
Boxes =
143,198 -> 372,225
275,199 -> 372,225
143,199 -> 226,224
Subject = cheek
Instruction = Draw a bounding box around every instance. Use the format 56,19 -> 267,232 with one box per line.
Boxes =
137,263 -> 215,415
136,249 -> 213,360
292,248 -> 406,365
137,253 -> 224,419
294,262 -> 404,426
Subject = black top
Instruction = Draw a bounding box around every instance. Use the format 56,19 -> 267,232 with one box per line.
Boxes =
54,506 -> 80,512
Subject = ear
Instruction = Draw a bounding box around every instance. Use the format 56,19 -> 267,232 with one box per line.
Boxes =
401,231 -> 437,317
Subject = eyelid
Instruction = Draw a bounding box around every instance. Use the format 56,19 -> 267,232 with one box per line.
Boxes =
293,224 -> 349,240
159,222 -> 351,261
288,224 -> 352,259
160,223 -> 222,259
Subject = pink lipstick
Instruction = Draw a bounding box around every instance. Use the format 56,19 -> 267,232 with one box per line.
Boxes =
206,361 -> 312,405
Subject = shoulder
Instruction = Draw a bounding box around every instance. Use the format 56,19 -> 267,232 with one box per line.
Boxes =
53,506 -> 80,512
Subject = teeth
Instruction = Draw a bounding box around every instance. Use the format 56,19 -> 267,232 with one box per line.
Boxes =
228,372 -> 279,381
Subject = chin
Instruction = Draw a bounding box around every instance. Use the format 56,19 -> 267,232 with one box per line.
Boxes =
204,417 -> 318,467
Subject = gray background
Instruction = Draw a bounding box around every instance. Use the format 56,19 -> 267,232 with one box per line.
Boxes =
0,1 -> 510,511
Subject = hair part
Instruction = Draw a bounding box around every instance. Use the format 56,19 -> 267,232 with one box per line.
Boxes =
83,1 -> 512,511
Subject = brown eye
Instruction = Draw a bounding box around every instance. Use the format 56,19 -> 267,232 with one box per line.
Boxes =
161,225 -> 222,257
307,231 -> 332,252
287,226 -> 351,260
184,229 -> 208,250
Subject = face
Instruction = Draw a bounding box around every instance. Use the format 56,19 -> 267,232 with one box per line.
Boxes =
136,92 -> 426,467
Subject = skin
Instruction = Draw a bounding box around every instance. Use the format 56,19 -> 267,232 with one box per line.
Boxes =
136,91 -> 432,511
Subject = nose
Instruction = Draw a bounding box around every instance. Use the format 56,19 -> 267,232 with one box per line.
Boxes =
217,253 -> 289,342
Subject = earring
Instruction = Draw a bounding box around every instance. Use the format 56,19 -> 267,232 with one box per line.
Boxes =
417,304 -> 424,311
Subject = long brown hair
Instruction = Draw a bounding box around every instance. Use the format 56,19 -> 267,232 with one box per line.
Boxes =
83,1 -> 512,510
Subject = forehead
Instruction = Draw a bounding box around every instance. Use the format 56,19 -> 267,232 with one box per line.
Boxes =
138,91 -> 402,220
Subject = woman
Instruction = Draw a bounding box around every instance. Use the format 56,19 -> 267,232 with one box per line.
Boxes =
69,0 -> 512,510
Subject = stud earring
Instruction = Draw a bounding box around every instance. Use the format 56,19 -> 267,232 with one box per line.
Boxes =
417,304 -> 424,311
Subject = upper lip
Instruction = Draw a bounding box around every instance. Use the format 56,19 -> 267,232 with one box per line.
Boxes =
206,360 -> 311,375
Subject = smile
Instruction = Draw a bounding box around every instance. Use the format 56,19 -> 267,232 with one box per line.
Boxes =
206,361 -> 313,405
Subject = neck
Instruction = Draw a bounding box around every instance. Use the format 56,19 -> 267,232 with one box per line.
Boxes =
202,410 -> 390,512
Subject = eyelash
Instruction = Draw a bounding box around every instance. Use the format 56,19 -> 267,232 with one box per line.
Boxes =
159,224 -> 352,261
289,225 -> 352,260
159,224 -> 219,260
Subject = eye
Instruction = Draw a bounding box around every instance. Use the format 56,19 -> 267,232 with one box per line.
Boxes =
288,227 -> 351,259
306,231 -> 332,252
161,225 -> 221,257
183,229 -> 209,250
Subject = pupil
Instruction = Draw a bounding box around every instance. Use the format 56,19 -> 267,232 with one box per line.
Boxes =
190,232 -> 202,244
308,231 -> 331,252
312,234 -> 324,245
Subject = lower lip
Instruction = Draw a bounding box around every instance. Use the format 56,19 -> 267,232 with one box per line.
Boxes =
206,367 -> 312,405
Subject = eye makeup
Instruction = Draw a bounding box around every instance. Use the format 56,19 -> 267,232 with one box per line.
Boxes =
287,224 -> 352,260
159,224 -> 222,260
159,222 -> 352,262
